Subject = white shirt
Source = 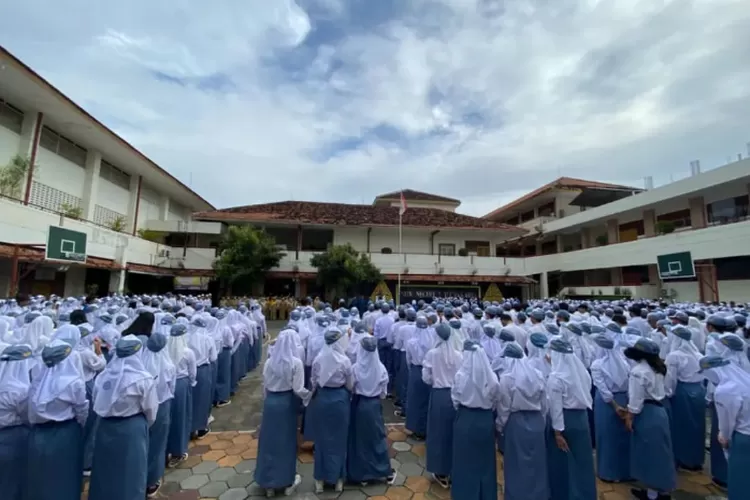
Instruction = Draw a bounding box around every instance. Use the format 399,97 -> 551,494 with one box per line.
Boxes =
627,361 -> 666,414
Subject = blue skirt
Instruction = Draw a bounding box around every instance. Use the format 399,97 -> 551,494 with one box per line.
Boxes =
377,339 -> 394,393
397,351 -> 409,410
392,349 -> 402,401
504,411 -> 548,500
0,424 -> 29,500
304,365 -> 312,390
728,431 -> 750,499
425,387 -> 455,476
241,337 -> 250,375
709,402 -> 727,485
347,394 -> 390,482
254,334 -> 263,367
192,364 -> 213,432
594,391 -> 631,482
148,400 -> 172,486
215,347 -> 232,402
451,406 -> 497,500
405,363 -> 429,436
312,386 -> 351,483
546,409 -> 597,500
255,391 -> 299,489
27,419 -> 83,500
231,348 -> 242,393
89,414 -> 149,500
631,401 -> 676,492
669,381 -> 706,470
247,338 -> 258,372
167,376 -> 193,457
83,377 -> 99,470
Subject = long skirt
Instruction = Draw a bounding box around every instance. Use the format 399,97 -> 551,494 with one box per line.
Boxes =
247,338 -> 257,372
669,381 -> 706,470
241,337 -> 250,375
451,406 -> 497,500
192,364 -> 213,432
546,409 -> 597,500
27,418 -> 83,500
728,431 -> 750,499
709,402 -> 728,485
0,424 -> 29,500
504,410 -> 548,500
312,386 -> 351,483
594,390 -> 631,481
254,333 -> 263,367
255,391 -> 299,489
89,414 -> 149,500
168,376 -> 193,457
347,394 -> 390,482
83,377 -> 99,470
231,348 -> 242,394
631,401 -> 676,492
588,379 -> 597,448
148,400 -> 172,487
304,365 -> 312,390
215,347 -> 232,402
405,363 -> 429,436
377,338 -> 394,394
397,351 -> 409,412
425,387 -> 455,476
392,348 -> 402,402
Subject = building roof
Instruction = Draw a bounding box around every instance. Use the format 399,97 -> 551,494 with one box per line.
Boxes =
483,177 -> 642,220
0,46 -> 215,211
374,189 -> 460,204
194,201 -> 525,232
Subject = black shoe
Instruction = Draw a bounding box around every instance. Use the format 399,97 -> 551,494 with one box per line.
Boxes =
216,400 -> 231,408
630,488 -> 648,500
196,428 -> 210,439
386,469 -> 397,484
146,482 -> 161,498
394,401 -> 403,408
385,394 -> 394,400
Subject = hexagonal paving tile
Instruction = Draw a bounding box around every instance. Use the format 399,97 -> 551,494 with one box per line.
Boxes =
404,476 -> 430,493
427,482 -> 451,500
384,485 -> 413,500
180,473 -> 209,490
398,463 -> 424,478
360,483 -> 388,496
193,460 -> 219,475
392,442 -> 411,452
338,491 -> 367,500
212,440 -> 234,450
235,459 -> 257,473
219,487 -> 250,500
203,450 -> 227,462
218,455 -> 243,468
390,458 -> 401,471
227,472 -> 255,489
177,455 -> 202,469
210,467 -> 238,481
199,480 -> 230,497
164,468 -> 192,483
394,451 -> 419,464
387,431 -> 407,442
410,444 -> 425,458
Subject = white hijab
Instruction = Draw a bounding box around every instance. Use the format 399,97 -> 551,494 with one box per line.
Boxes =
30,339 -> 83,406
167,328 -> 189,366
352,340 -> 388,397
93,335 -> 151,414
592,341 -> 630,389
315,331 -> 349,388
503,350 -> 546,401
550,349 -> 593,409
453,344 -> 499,407
266,330 -> 298,381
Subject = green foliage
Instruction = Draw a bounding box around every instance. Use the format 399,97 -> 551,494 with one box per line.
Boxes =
0,155 -> 35,199
310,243 -> 382,299
213,226 -> 285,287
60,202 -> 83,219
137,228 -> 162,242
655,220 -> 676,235
108,216 -> 127,232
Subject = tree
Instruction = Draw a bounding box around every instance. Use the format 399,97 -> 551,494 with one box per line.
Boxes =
310,243 -> 382,300
213,226 -> 285,294
0,154 -> 35,199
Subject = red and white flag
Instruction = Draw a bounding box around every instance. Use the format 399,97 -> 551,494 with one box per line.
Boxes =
399,191 -> 408,215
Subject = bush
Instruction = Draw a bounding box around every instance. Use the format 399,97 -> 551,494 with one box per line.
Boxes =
458,248 -> 469,257
60,202 -> 83,219
656,220 -> 676,235
381,247 -> 392,254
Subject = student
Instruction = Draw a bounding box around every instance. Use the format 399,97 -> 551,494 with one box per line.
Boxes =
496,342 -> 548,500
142,332 -> 177,497
699,354 -> 750,500
0,344 -> 33,500
546,338 -> 597,500
590,334 -> 632,482
89,335 -> 158,500
166,323 -> 197,467
348,336 -> 394,485
255,330 -> 308,497
310,328 -> 353,494
623,337 -> 676,500
213,310 -> 234,407
450,340 -> 499,500
405,316 -> 434,440
422,323 -> 462,488
27,339 -> 89,500
189,316 -> 216,439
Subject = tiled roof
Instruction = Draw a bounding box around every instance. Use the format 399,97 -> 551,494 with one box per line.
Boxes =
483,177 -> 642,219
126,263 -> 215,277
0,243 -> 121,270
267,271 -> 534,284
195,201 -> 525,232
374,189 -> 460,204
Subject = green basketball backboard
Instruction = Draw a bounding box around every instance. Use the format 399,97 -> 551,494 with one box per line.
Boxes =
46,226 -> 87,263
656,251 -> 695,279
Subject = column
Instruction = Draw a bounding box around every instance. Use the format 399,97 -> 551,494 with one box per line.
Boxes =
17,111 -> 43,203
606,219 -> 619,244
81,150 -> 102,221
159,194 -> 170,221
643,209 -> 656,237
610,267 -> 623,286
580,228 -> 590,249
540,271 -> 549,298
556,235 -> 564,253
64,267 -> 87,297
109,269 -> 126,294
688,196 -> 707,228
126,175 -> 142,234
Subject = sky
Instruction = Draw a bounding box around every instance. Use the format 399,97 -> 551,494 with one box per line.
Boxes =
1,0 -> 750,216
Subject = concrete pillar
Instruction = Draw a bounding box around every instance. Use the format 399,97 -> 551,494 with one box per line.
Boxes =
64,267 -> 86,297
606,219 -> 619,244
159,194 -> 170,221
81,150 -> 102,221
556,235 -> 564,253
610,267 -> 623,286
17,111 -> 43,202
643,209 -> 656,237
540,271 -> 549,298
688,196 -> 707,228
580,228 -> 590,249
109,269 -> 126,294
126,175 -> 142,233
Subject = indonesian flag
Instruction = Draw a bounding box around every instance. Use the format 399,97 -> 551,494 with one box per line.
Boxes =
399,191 -> 408,215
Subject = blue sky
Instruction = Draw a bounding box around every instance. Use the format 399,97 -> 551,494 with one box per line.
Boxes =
1,0 -> 750,215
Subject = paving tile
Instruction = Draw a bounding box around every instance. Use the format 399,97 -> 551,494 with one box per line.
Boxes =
200,481 -> 230,497
299,451 -> 315,463
191,444 -> 211,455
203,450 -> 227,462
384,486 -> 413,500
387,431 -> 407,442
390,458 -> 401,471
246,482 -> 266,496
235,459 -> 257,474
160,481 -> 181,495
404,476 -> 430,493
212,440 -> 234,450
427,483 -> 451,500
219,488 -> 250,500
410,444 -> 425,458
164,468 -> 193,483
390,471 -> 406,487
394,452 -> 418,464
392,442 -> 411,452
218,455 -> 243,468
297,462 -> 315,476
360,483 -> 388,496
180,474 -> 209,490
227,472 -> 255,489
210,467 -> 238,481
166,491 -> 200,500
399,463 -> 424,478
178,455 -> 202,469
337,492 -> 366,500
193,460 -> 219,475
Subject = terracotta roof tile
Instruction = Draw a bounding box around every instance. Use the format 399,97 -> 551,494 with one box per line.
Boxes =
374,189 -> 460,204
126,263 -> 215,277
195,201 -> 525,232
483,177 -> 642,220
0,243 -> 121,270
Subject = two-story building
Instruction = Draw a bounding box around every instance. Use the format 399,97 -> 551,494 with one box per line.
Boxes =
0,46 -> 221,297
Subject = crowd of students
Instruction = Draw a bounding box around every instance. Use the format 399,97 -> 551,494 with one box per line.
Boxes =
266,297 -> 750,500
0,294 -> 267,500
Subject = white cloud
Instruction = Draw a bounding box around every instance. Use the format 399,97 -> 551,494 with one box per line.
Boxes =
1,0 -> 749,216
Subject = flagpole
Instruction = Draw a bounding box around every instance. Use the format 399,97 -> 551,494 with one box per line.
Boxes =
397,190 -> 403,307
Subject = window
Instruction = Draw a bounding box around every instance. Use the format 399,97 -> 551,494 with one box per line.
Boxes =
520,210 -> 535,222
707,196 -> 749,225
100,160 -> 131,190
538,201 -> 555,217
39,126 -> 87,167
0,98 -> 23,134
657,209 -> 691,228
464,240 -> 490,256
438,243 -> 456,256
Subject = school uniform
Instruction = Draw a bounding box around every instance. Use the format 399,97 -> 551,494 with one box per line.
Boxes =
166,324 -> 198,463
188,318 -> 216,434
405,317 -> 434,438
